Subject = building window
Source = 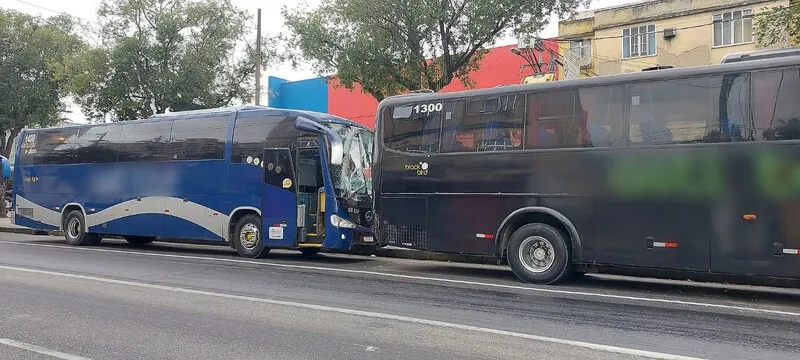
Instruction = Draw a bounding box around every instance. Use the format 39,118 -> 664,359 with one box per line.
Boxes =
713,9 -> 753,47
622,25 -> 656,59
569,40 -> 593,68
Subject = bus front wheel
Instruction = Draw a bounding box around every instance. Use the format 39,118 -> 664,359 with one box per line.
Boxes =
507,223 -> 571,285
232,214 -> 270,259
63,210 -> 101,246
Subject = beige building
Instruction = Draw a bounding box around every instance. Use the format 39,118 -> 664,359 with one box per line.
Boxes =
558,0 -> 793,77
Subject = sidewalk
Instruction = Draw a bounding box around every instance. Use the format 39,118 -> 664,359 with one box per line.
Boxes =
0,217 -> 499,265
0,217 -> 59,235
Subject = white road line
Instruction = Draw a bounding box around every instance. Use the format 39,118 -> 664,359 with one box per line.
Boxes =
4,241 -> 800,318
0,338 -> 92,360
0,264 -> 704,360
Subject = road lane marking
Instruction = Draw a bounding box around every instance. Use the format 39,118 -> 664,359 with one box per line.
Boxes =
0,338 -> 92,360
4,241 -> 800,318
0,264 -> 704,360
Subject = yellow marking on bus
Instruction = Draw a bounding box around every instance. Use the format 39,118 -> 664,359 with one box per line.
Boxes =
298,243 -> 323,248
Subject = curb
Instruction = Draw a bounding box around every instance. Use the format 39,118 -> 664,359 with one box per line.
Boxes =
372,247 -> 499,265
0,225 -> 500,266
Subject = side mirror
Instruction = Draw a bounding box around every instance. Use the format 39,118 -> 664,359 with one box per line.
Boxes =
327,137 -> 344,166
294,117 -> 343,166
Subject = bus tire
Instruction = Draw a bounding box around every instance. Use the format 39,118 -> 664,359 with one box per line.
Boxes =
124,236 -> 156,245
299,247 -> 321,257
507,223 -> 571,285
232,214 -> 270,259
63,210 -> 100,246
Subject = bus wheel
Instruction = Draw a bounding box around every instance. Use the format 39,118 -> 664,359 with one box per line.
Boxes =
233,214 -> 270,259
63,210 -> 101,246
299,247 -> 321,257
507,223 -> 571,284
124,236 -> 156,245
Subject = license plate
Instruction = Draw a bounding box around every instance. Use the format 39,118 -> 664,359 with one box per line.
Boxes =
363,236 -> 374,243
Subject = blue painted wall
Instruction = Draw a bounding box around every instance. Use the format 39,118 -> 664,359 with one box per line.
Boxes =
267,76 -> 329,113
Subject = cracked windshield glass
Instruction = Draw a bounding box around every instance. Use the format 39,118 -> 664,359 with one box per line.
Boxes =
327,124 -> 373,201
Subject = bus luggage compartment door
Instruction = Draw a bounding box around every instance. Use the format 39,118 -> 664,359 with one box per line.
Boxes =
261,148 -> 299,248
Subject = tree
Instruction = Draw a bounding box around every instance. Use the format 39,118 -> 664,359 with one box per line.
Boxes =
0,9 -> 85,157
282,0 -> 586,101
755,3 -> 800,47
67,0 -> 274,121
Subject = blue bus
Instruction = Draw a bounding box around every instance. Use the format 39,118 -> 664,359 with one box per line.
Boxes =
9,105 -> 376,258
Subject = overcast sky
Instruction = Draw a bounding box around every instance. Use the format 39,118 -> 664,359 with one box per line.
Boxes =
5,0 -> 634,121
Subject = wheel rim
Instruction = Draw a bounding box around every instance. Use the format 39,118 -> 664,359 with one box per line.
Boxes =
239,223 -> 260,250
67,218 -> 81,239
518,236 -> 555,273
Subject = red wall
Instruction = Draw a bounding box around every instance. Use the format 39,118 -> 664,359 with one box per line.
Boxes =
327,79 -> 380,128
327,40 -> 560,129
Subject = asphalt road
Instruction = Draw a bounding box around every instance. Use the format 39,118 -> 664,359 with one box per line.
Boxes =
0,234 -> 798,360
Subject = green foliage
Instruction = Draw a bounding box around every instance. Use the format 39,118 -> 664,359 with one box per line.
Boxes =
282,0 -> 586,101
755,3 -> 800,48
67,0 -> 274,121
0,9 -> 85,156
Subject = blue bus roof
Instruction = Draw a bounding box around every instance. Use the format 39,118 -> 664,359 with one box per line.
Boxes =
26,105 -> 371,132
149,105 -> 370,130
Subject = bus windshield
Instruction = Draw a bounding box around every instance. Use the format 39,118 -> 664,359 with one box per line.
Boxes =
327,123 -> 373,201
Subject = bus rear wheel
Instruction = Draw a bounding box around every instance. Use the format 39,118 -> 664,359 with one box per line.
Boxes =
124,236 -> 156,245
507,223 -> 571,284
232,214 -> 270,259
63,210 -> 101,246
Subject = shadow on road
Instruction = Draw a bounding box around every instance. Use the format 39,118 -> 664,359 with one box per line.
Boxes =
391,263 -> 800,306
570,275 -> 800,304
401,264 -> 520,282
29,238 -> 371,265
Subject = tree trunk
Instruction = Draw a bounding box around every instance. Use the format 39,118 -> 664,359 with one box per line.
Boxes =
3,127 -> 21,158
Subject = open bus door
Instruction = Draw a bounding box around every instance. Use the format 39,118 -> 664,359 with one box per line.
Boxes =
260,135 -> 357,253
261,147 -> 299,248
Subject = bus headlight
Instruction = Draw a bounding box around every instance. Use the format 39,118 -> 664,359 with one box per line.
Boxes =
330,214 -> 357,229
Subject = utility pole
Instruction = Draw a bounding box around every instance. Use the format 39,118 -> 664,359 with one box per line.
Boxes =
254,8 -> 262,105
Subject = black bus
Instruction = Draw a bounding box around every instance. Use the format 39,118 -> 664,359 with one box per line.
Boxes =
373,54 -> 800,284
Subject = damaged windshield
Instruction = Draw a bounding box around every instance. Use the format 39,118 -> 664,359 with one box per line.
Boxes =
326,123 -> 373,201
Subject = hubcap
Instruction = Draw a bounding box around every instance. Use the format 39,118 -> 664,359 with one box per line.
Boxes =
67,218 -> 81,239
239,223 -> 259,250
518,236 -> 555,273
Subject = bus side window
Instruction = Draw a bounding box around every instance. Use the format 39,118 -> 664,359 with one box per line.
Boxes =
440,95 -> 524,153
628,76 -> 727,145
75,125 -> 123,163
232,115 -> 281,163
719,73 -> 750,142
525,90 -> 580,149
32,129 -> 80,165
753,68 -> 800,141
577,85 -> 627,147
169,116 -> 228,160
117,121 -> 173,162
383,104 -> 443,153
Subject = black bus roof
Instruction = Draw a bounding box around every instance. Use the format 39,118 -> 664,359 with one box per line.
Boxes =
720,46 -> 800,64
377,53 -> 800,108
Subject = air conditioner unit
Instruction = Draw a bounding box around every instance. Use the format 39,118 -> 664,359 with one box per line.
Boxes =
663,28 -> 676,39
